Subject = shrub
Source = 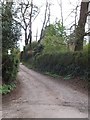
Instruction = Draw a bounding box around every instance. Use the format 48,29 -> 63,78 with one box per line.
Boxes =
21,42 -> 44,62
2,49 -> 20,83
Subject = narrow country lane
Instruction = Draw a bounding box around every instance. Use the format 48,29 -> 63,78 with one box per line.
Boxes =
3,64 -> 88,118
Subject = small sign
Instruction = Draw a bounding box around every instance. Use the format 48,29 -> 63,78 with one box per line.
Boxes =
8,50 -> 11,55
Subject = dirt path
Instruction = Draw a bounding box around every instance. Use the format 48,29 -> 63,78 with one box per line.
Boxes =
3,64 -> 88,118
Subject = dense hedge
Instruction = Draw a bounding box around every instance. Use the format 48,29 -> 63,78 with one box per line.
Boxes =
33,51 -> 88,78
2,50 -> 20,83
22,43 -> 89,79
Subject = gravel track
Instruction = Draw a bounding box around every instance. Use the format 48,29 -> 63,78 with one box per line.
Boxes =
2,64 -> 88,118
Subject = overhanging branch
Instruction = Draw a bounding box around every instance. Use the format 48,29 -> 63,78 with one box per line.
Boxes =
84,32 -> 90,36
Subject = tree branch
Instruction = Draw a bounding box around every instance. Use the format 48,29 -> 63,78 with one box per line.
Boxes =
84,32 -> 90,36
13,18 -> 25,30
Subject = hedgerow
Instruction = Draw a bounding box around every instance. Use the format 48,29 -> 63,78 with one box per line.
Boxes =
33,51 -> 88,78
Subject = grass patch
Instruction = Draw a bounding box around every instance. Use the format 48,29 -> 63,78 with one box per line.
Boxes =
64,74 -> 73,80
45,72 -> 61,78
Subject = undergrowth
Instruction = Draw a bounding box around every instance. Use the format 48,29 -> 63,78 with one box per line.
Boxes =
0,83 -> 16,95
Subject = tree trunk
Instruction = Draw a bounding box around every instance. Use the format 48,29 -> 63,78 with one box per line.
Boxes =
74,1 -> 89,51
29,0 -> 33,45
39,1 -> 49,42
29,30 -> 32,45
25,31 -> 28,45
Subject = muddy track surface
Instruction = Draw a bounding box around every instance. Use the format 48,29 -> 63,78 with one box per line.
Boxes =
2,64 -> 88,118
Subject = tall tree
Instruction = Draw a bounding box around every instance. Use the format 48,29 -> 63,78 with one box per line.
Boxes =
29,0 -> 33,45
2,0 -> 21,52
74,1 -> 89,51
1,0 -> 21,83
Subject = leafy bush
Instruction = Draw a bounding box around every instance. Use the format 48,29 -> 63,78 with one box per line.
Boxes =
2,49 -> 20,83
0,83 -> 16,95
42,35 -> 67,54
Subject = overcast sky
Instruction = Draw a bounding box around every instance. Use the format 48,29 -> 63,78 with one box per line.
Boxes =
15,0 -> 90,51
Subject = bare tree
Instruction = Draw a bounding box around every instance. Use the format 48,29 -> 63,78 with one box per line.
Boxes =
13,0 -> 40,46
39,1 -> 51,42
57,0 -> 63,28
